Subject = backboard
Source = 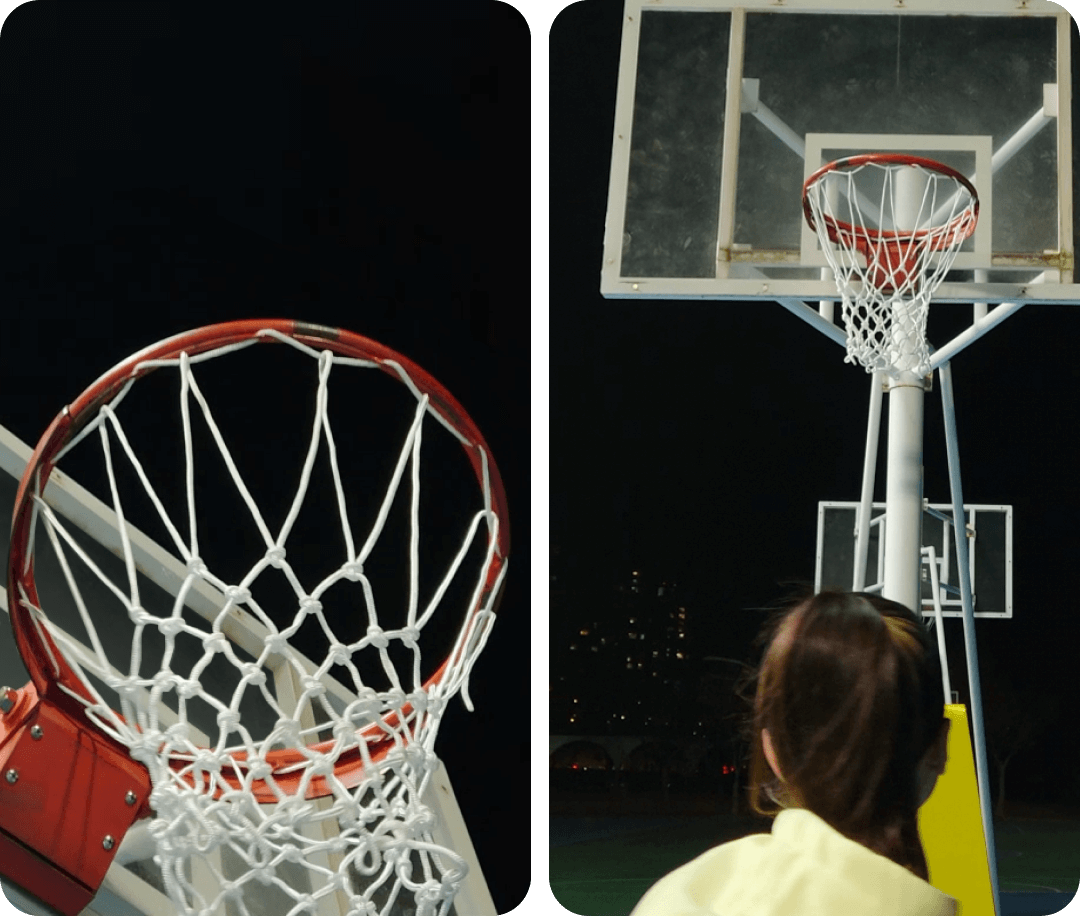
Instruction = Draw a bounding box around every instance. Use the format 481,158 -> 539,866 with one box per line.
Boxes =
0,410 -> 494,915
815,501 -> 1013,618
602,0 -> 1080,305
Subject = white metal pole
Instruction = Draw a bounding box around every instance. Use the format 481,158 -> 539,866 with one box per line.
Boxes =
714,9 -> 746,280
938,361 -> 1001,916
928,303 -> 1024,372
853,372 -> 884,591
882,373 -> 924,611
922,546 -> 952,704
882,165 -> 926,612
775,298 -> 848,348
973,270 -> 989,324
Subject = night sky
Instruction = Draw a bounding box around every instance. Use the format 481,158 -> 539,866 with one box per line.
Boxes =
551,0 -> 1080,804
0,3 -> 529,911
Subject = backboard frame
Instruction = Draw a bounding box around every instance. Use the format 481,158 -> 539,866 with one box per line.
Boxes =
601,0 -> 1079,305
815,500 -> 1013,619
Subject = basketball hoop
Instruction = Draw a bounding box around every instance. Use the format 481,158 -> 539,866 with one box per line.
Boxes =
2,321 -> 507,915
803,154 -> 979,377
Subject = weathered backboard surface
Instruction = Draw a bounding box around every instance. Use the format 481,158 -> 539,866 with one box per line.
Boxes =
0,416 -> 490,916
602,0 -> 1079,304
815,501 -> 1013,618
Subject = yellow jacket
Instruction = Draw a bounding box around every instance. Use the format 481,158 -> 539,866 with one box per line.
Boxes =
630,808 -> 958,916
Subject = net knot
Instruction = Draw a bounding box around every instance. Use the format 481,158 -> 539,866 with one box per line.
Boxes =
328,642 -> 351,666
400,626 -> 421,648
300,675 -> 327,697
384,687 -> 407,710
266,546 -> 287,568
225,585 -> 251,605
127,605 -> 154,626
193,749 -> 221,774
216,709 -> 241,733
264,632 -> 291,655
158,616 -> 185,638
186,555 -> 207,577
365,626 -> 389,649
274,718 -> 302,745
205,632 -> 229,654
247,759 -> 273,782
241,664 -> 268,687
165,721 -> 190,745
343,561 -> 365,581
300,597 -> 323,615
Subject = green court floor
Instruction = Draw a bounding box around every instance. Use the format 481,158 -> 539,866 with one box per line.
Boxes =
550,814 -> 1080,916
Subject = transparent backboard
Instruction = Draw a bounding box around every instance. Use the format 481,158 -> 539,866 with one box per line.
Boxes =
815,501 -> 1013,618
0,423 -> 488,916
602,0 -> 1080,304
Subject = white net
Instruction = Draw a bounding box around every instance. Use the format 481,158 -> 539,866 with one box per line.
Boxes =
804,158 -> 978,377
12,328 -> 507,916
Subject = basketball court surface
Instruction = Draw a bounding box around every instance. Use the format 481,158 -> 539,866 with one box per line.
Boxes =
552,816 -> 1075,915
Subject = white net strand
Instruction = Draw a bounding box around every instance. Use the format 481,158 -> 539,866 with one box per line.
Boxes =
805,160 -> 977,377
17,334 -> 505,916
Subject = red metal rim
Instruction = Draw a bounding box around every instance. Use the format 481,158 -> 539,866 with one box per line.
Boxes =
802,153 -> 980,247
7,319 -> 510,802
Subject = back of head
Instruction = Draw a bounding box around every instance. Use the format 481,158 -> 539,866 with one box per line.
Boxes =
744,591 -> 944,880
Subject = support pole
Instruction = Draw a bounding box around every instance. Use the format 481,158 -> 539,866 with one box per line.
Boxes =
882,371 -> 925,611
882,166 -> 927,613
938,361 -> 1002,916
853,372 -> 884,591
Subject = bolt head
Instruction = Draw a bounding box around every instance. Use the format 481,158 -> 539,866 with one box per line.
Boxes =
30,725 -> 43,740
4,770 -> 17,785
125,790 -> 137,806
103,835 -> 115,851
0,688 -> 13,714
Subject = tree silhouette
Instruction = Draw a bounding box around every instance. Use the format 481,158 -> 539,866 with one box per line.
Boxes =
697,657 -> 753,814
980,652 -> 1061,819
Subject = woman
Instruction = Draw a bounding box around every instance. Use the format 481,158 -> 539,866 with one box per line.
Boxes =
631,591 -> 956,916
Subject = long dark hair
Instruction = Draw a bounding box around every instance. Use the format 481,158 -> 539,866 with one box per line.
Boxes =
741,591 -> 945,880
